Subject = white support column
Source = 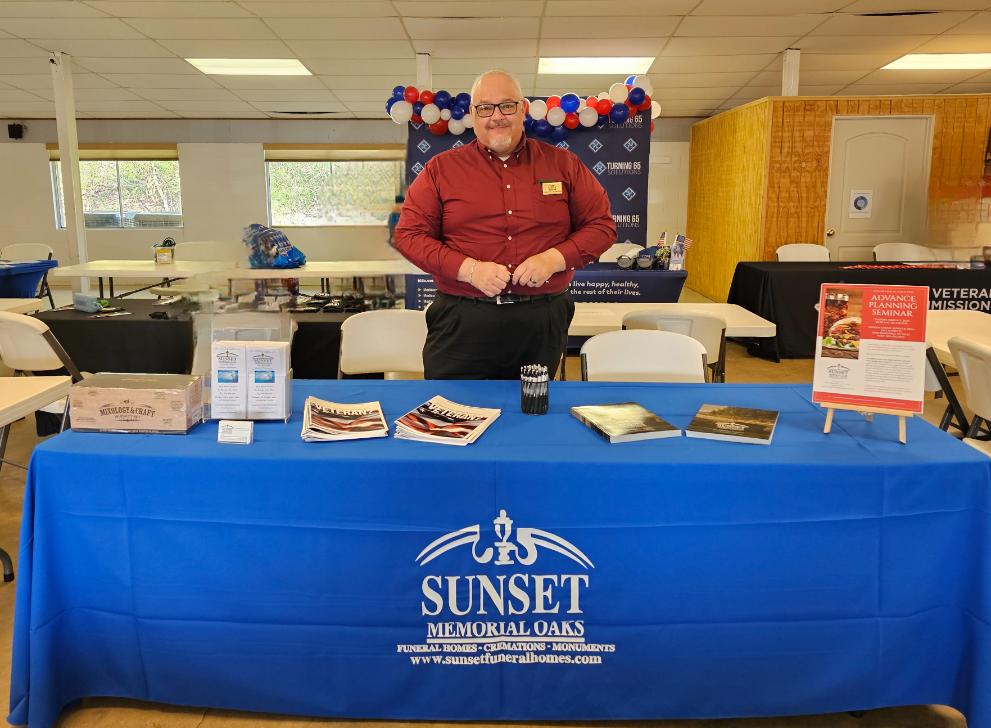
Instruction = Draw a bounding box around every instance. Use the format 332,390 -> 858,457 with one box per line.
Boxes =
50,51 -> 89,292
781,48 -> 800,97
415,53 -> 432,91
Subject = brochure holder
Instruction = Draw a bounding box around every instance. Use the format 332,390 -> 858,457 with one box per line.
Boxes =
821,402 -> 911,444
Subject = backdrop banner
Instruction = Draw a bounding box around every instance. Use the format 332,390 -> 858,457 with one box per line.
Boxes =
405,113 -> 651,245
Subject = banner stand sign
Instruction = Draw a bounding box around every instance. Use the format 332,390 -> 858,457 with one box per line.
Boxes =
811,283 -> 929,444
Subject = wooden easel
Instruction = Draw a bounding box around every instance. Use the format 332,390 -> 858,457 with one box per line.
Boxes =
822,402 -> 912,444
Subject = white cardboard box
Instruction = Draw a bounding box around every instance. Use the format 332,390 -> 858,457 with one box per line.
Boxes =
70,373 -> 203,434
246,341 -> 291,420
211,341 -> 247,420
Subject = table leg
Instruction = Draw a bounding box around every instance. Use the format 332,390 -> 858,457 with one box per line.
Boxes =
98,277 -> 104,299
109,277 -> 115,298
927,346 -> 968,435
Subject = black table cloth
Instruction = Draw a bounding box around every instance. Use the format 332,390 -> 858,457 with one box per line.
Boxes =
727,262 -> 991,358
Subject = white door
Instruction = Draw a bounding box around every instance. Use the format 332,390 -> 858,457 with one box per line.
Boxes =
824,116 -> 932,261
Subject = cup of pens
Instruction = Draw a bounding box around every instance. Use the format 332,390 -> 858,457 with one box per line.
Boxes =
520,364 -> 549,415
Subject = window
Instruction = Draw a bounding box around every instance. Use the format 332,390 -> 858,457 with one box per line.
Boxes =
51,159 -> 183,229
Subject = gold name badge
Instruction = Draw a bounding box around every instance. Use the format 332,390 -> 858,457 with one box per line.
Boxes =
541,181 -> 563,195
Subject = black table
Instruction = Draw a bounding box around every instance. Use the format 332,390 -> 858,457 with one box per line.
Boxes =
727,261 -> 991,358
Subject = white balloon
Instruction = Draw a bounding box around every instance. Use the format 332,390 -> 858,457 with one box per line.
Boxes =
633,75 -> 654,96
462,113 -> 474,128
650,100 -> 662,119
578,106 -> 598,127
597,91 -> 610,101
420,103 -> 441,125
389,100 -> 412,123
609,82 -> 629,103
440,108 -> 452,121
546,106 -> 566,126
528,98 -> 547,121
448,118 -> 466,135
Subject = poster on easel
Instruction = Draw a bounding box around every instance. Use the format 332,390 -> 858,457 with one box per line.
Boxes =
812,283 -> 928,417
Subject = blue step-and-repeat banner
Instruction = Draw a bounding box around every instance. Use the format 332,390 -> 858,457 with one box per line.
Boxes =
405,111 -> 651,246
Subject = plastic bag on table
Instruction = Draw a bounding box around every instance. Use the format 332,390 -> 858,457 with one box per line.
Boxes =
242,224 -> 306,269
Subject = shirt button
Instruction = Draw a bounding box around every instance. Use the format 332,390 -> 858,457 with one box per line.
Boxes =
507,210 -> 513,215
508,235 -> 512,240
503,164 -> 507,168
506,184 -> 511,189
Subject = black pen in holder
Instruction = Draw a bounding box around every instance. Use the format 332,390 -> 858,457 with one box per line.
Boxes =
520,364 -> 549,415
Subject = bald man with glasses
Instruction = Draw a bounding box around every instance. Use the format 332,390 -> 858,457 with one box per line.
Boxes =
395,70 -> 616,380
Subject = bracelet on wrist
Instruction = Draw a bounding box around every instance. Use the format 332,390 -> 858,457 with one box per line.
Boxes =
468,260 -> 477,286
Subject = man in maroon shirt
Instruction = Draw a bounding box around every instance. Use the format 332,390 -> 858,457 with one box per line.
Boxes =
395,70 -> 616,379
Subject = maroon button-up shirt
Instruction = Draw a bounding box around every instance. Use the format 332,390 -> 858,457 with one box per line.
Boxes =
395,138 -> 616,297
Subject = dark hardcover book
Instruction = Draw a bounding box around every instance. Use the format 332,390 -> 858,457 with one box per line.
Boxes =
570,402 -> 681,443
685,404 -> 779,445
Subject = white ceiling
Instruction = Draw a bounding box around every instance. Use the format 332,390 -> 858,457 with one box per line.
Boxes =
0,0 -> 991,120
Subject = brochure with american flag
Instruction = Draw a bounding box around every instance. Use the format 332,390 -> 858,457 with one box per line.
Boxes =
394,395 -> 501,446
300,397 -> 388,442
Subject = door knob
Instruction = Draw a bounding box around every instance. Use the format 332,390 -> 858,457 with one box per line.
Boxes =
826,229 -> 835,237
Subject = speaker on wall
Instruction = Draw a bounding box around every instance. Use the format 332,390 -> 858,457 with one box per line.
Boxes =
7,123 -> 23,140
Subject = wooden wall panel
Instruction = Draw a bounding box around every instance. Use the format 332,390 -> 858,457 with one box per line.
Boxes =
686,99 -> 770,302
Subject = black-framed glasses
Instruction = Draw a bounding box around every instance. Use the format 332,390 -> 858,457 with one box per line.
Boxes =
473,101 -> 521,117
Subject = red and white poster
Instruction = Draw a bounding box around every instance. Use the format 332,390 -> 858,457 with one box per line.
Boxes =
812,284 -> 928,413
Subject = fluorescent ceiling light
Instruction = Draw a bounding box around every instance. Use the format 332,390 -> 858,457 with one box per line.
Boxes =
185,58 -> 311,75
538,57 -> 654,75
883,53 -> 991,70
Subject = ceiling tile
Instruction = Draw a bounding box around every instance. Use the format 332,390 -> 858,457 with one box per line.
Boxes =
432,58 -> 537,75
841,0 -> 987,10
301,59 -> 415,76
0,57 -> 52,74
810,12 -> 975,35
316,74 -> 409,90
546,0 -> 696,14
858,68 -> 984,84
649,54 -> 777,73
536,74 -> 640,91
1,73 -> 118,89
0,18 -> 144,38
156,100 -> 257,112
661,37 -> 797,55
0,102 -> 55,116
542,16 -> 680,38
124,18 -> 276,39
0,88 -> 45,102
285,39 -> 414,58
253,101 -> 348,112
944,82 -> 991,92
75,57 -> 200,75
69,87 -> 146,101
137,87 -> 242,101
405,17 -> 538,41
264,110 -> 356,118
655,101 -> 719,115
957,69 -> 991,82
653,86 -> 742,99
332,90 -> 391,101
676,15 -> 825,36
167,110 -> 265,118
0,39 -> 47,57
266,17 -> 407,39
749,69 -> 871,85
74,99 -> 171,112
911,35 -> 991,52
765,53 -> 903,71
212,74 -> 326,89
692,0 -> 849,12
945,11 -> 991,33
396,1 -> 542,16
103,74 -> 222,89
234,89 -> 341,102
86,110 -> 181,117
25,39 -> 173,56
537,37 -> 666,56
413,39 -> 537,57
0,2 -> 109,18
649,71 -> 759,87
796,35 -> 935,54
87,1 -> 252,17
344,101 -> 392,111
156,39 -> 294,57
533,85 -> 608,95
242,2 -> 395,17
842,83 -> 955,94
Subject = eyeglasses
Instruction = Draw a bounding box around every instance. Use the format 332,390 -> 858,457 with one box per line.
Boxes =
473,101 -> 522,117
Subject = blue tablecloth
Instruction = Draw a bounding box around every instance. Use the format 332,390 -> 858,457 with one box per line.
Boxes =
0,260 -> 56,298
9,381 -> 991,728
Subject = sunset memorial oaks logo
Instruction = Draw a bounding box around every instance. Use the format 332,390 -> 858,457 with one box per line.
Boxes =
397,510 -> 616,666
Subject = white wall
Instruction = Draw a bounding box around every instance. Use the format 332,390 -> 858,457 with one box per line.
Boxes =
647,141 -> 690,246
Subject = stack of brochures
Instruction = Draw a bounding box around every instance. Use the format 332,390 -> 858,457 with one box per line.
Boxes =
395,395 -> 501,446
300,396 -> 388,442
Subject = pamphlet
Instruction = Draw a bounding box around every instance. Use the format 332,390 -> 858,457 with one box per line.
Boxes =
571,402 -> 680,443
394,395 -> 500,445
301,397 -> 388,442
811,284 -> 928,413
685,404 -> 779,445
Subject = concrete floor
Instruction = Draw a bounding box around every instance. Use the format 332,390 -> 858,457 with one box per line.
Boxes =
0,288 -> 970,728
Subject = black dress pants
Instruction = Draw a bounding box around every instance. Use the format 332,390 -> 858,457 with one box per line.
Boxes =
423,292 -> 575,380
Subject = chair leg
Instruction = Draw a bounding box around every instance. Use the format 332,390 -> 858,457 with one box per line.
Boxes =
0,547 -> 13,582
0,424 -> 9,476
966,416 -> 984,439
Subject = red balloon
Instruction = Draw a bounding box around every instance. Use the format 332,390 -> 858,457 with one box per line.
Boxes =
546,95 -> 561,109
650,120 -> 655,133
564,112 -> 580,129
403,85 -> 419,103
585,95 -> 597,108
419,89 -> 434,105
411,113 -> 423,124
638,94 -> 652,111
625,101 -> 637,116
595,98 -> 612,115
626,83 -> 633,90
428,119 -> 448,135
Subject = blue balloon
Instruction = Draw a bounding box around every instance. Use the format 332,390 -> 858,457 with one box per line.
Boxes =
624,75 -> 636,85
550,125 -> 569,143
434,90 -> 451,109
560,93 -> 580,113
386,98 -> 396,112
609,102 -> 629,124
454,92 -> 471,109
597,114 -> 609,126
413,101 -> 424,115
523,117 -> 534,134
392,85 -> 406,101
533,119 -> 552,137
450,104 -> 465,120
628,87 -> 646,106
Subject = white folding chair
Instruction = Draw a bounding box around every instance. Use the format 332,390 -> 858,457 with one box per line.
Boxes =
873,243 -> 937,262
580,329 -> 707,383
776,243 -> 830,262
622,311 -> 727,382
948,336 -> 991,440
339,309 -> 427,379
598,242 -> 644,263
0,243 -> 55,309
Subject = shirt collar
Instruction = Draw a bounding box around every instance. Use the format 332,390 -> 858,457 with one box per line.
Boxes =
479,135 -> 528,164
